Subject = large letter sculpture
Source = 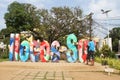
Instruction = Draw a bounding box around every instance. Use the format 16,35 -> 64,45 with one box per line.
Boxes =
9,33 -> 15,61
66,34 -> 78,63
78,40 -> 84,62
19,40 -> 30,62
14,34 -> 20,61
40,40 -> 50,62
51,40 -> 60,62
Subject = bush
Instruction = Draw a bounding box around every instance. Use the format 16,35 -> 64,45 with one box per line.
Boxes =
95,48 -> 101,57
99,44 -> 115,58
95,57 -> 120,70
95,57 -> 101,63
100,45 -> 111,57
0,46 -> 9,59
107,58 -> 120,70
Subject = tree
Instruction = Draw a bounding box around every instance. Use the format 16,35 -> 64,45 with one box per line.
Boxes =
37,7 -> 90,44
0,27 -> 16,44
4,1 -> 41,33
3,1 -> 92,45
109,27 -> 120,52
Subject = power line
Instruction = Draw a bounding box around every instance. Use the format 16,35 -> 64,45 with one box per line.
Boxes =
94,26 -> 107,35
93,20 -> 108,31
94,18 -> 120,21
94,16 -> 120,21
98,23 -> 120,26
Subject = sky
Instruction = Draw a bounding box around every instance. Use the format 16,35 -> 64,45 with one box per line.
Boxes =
0,0 -> 120,38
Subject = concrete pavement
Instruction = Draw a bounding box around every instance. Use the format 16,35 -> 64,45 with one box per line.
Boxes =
0,60 -> 120,80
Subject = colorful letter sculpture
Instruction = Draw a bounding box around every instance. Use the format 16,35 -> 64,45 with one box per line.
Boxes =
40,40 -> 50,62
51,40 -> 60,62
8,33 -> 96,63
78,40 -> 84,63
19,40 -> 30,62
82,40 -> 88,62
14,34 -> 20,61
66,34 -> 78,63
9,33 -> 15,61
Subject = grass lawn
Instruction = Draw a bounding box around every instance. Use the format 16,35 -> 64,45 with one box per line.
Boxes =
0,58 -> 9,62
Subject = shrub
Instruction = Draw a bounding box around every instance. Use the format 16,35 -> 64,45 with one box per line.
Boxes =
0,46 -> 9,59
95,57 -> 101,63
99,44 -> 115,58
95,57 -> 120,70
107,58 -> 120,70
95,48 -> 101,57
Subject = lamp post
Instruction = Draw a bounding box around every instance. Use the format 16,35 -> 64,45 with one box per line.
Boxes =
101,9 -> 111,38
101,9 -> 112,50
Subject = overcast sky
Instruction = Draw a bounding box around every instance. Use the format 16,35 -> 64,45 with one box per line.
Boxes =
0,0 -> 120,37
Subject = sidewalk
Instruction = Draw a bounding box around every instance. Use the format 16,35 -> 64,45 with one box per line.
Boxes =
0,60 -> 120,80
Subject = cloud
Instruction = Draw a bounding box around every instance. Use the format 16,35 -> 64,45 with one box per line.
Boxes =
19,0 -> 46,9
88,0 -> 120,19
0,0 -> 46,30
0,21 -> 6,30
0,0 -> 120,31
0,3 -> 5,9
88,0 -> 120,38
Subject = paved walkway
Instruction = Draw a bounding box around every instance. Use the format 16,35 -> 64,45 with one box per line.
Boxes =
0,60 -> 120,80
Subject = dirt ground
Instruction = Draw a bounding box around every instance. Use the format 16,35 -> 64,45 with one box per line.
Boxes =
0,61 -> 120,80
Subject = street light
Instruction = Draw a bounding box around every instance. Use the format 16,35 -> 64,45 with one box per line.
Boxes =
101,9 -> 112,38
101,9 -> 112,17
101,9 -> 112,50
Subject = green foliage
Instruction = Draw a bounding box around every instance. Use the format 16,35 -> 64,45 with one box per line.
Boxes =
0,46 -> 9,59
2,1 -> 92,45
109,27 -> 120,52
100,44 -> 115,58
38,7 -> 84,43
95,57 -> 120,70
100,44 -> 110,57
4,1 -> 41,33
112,38 -> 119,52
0,58 -> 9,62
95,57 -> 102,63
107,58 -> 120,70
95,48 -> 101,57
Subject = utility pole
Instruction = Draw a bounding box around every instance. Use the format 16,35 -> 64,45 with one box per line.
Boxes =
77,12 -> 93,39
